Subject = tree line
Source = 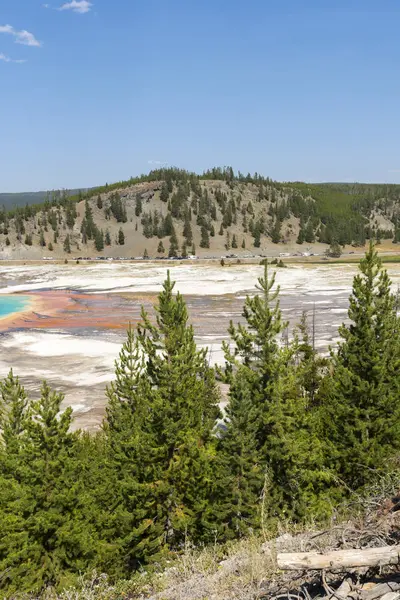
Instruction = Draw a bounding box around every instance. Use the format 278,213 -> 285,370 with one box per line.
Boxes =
0,244 -> 399,595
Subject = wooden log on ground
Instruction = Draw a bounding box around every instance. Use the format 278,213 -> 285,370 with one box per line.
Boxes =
363,583 -> 400,600
277,546 -> 400,571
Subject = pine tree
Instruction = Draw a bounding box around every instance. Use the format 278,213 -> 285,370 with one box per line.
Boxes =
48,242 -> 54,251
105,230 -> 111,246
242,238 -> 246,249
200,226 -> 210,248
232,234 -> 238,248
183,216 -> 193,245
160,183 -> 169,203
95,228 -> 104,252
63,234 -> 71,253
181,243 -> 188,258
118,227 -> 125,245
0,383 -> 97,594
39,230 -> 46,247
326,243 -> 400,490
143,248 -> 149,259
105,275 -> 221,570
0,370 -> 28,465
217,264 -> 331,531
135,194 -> 142,217
97,195 -> 103,210
168,233 -> 179,257
157,240 -> 165,254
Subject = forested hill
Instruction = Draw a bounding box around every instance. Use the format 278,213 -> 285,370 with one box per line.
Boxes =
0,188 -> 84,210
0,167 -> 400,258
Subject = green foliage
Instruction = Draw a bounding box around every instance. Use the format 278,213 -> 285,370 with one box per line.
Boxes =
104,274 -> 220,573
1,247 -> 400,594
324,243 -> 400,489
63,234 -> 71,253
95,228 -> 105,252
118,227 -> 125,245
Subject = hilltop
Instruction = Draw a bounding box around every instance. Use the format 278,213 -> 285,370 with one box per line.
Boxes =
0,168 -> 399,259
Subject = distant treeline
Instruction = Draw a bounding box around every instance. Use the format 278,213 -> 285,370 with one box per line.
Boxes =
0,244 -> 399,595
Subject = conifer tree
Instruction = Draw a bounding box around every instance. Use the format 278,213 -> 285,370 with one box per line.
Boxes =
63,234 -> 71,253
168,233 -> 179,257
200,226 -> 210,248
118,227 -> 125,245
326,243 -> 400,489
105,275 -> 221,569
0,370 -> 28,471
157,240 -> 165,254
217,264 -> 331,531
0,383 -> 97,594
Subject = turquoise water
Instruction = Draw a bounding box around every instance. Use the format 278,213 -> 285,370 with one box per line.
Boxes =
0,295 -> 30,318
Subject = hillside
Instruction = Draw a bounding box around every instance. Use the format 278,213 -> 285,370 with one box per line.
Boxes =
0,168 -> 399,259
0,188 -> 84,211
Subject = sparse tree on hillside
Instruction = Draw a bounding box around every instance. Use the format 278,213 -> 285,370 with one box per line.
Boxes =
118,228 -> 125,246
157,240 -> 165,254
135,194 -> 142,217
95,229 -> 104,252
97,195 -> 103,210
200,226 -> 210,249
39,230 -> 46,247
105,230 -> 111,246
168,233 -> 179,258
63,234 -> 71,253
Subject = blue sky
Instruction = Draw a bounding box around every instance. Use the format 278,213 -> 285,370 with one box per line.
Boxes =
1,0 -> 400,191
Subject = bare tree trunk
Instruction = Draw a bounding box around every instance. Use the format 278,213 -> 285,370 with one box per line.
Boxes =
277,546 -> 400,570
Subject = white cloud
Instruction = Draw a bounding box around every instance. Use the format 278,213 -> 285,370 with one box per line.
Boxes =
0,24 -> 41,47
0,53 -> 26,63
148,160 -> 168,166
59,1 -> 93,13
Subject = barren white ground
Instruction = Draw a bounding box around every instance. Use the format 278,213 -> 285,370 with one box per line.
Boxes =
0,262 -> 398,429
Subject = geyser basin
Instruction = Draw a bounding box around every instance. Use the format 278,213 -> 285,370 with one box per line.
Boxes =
0,295 -> 31,319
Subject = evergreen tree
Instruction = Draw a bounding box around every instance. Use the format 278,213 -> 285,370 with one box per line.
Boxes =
105,275 -> 221,570
157,240 -> 165,254
84,199 -> 96,240
160,183 -> 169,203
97,195 -> 103,210
63,234 -> 71,253
200,226 -> 210,248
232,234 -> 238,248
168,233 -> 179,258
181,243 -> 188,258
143,248 -> 149,259
325,243 -> 400,490
118,228 -> 125,245
0,383 -> 97,594
242,238 -> 246,249
135,194 -> 142,217
95,228 -> 104,252
48,242 -> 54,251
105,230 -> 111,246
39,230 -> 46,247
271,219 -> 281,244
217,264 -> 330,532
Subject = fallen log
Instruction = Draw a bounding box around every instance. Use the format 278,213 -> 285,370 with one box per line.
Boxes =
277,546 -> 400,571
